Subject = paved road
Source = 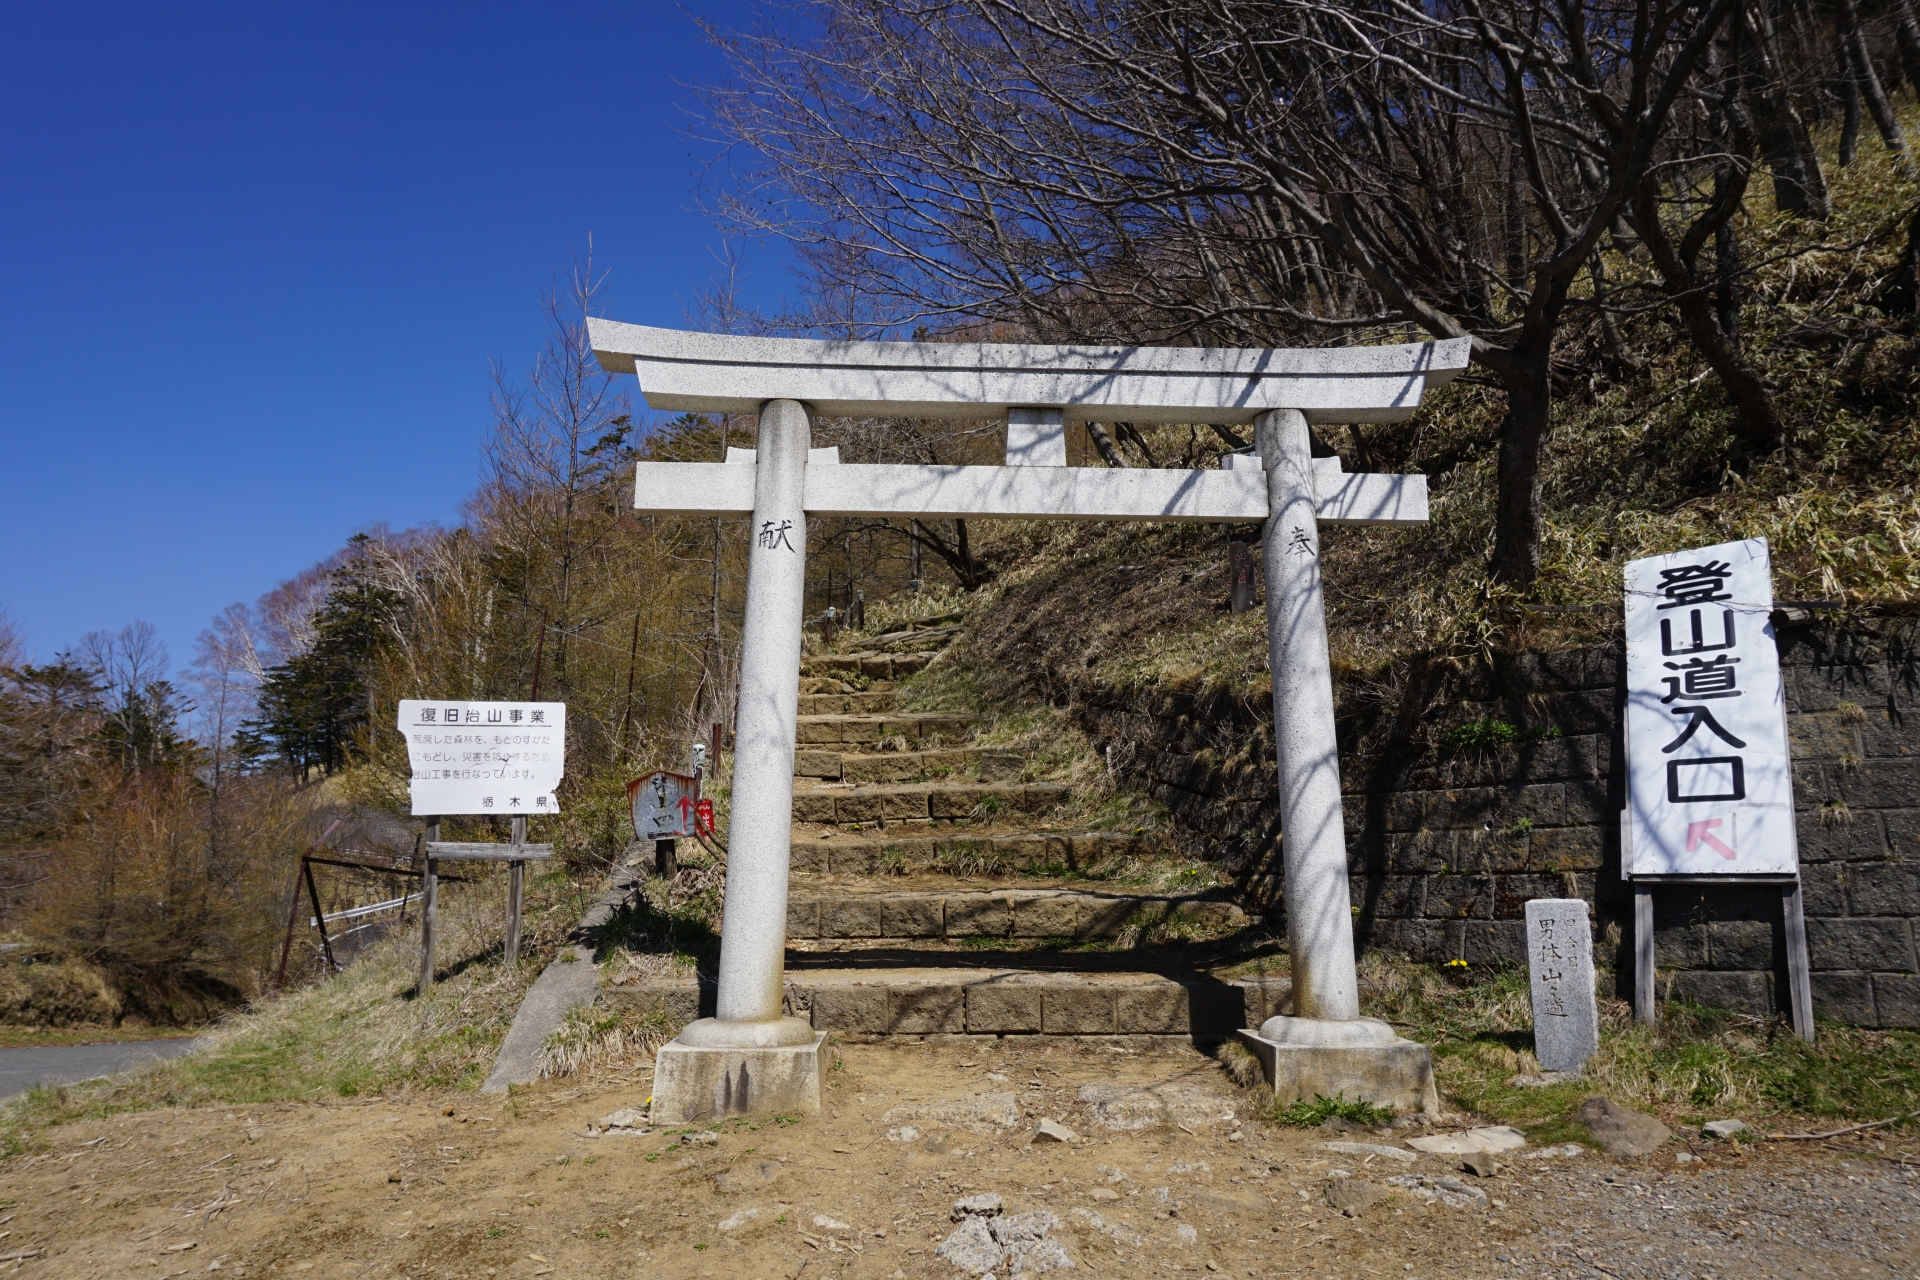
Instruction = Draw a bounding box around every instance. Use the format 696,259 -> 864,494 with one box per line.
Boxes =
0,1037 -> 202,1099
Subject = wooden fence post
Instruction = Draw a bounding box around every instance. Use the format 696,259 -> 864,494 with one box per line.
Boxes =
273,817 -> 345,991
1633,885 -> 1656,1025
304,858 -> 337,973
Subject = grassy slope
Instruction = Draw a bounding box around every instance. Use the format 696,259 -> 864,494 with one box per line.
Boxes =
949,113 -> 1920,705
1,863 -> 600,1156
1367,954 -> 1920,1138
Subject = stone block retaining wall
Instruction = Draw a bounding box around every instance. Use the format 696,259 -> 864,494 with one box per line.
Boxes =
606,971 -> 1293,1043
1083,616 -> 1920,1027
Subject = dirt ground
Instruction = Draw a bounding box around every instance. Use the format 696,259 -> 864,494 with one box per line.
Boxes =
2,1041 -> 1916,1280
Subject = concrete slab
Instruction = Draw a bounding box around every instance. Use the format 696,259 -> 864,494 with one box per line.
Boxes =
1236,1028 -> 1440,1114
480,944 -> 600,1094
649,1032 -> 831,1125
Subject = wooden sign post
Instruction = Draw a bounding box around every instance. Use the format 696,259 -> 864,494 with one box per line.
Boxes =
418,817 -> 439,992
399,698 -> 567,989
420,824 -> 551,982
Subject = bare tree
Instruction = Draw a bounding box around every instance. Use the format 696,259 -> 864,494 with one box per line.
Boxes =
1734,0 -> 1831,218
704,0 -> 1750,586
482,246 -> 635,702
1835,0 -> 1912,165
80,622 -> 188,777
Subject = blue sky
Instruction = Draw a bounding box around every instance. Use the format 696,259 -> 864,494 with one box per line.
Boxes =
0,0 -> 787,669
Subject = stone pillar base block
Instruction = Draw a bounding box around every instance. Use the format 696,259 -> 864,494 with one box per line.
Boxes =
649,1032 -> 831,1126
1236,1028 -> 1440,1115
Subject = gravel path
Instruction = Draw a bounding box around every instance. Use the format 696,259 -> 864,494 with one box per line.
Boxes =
1,1041 -> 1915,1278
1443,1154 -> 1918,1278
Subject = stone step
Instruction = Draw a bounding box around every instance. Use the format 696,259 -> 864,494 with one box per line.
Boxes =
794,712 -> 973,746
800,650 -> 941,680
786,885 -> 1245,942
790,782 -> 1069,826
794,746 -> 1025,783
605,967 -> 1293,1043
798,676 -> 895,695
857,621 -> 964,651
796,689 -> 898,716
789,828 -> 1151,875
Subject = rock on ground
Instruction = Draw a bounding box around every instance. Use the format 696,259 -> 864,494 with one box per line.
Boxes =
935,1215 -> 1003,1274
589,1107 -> 648,1133
1519,1143 -> 1586,1161
880,1091 -> 1021,1135
1076,1083 -> 1237,1131
1578,1096 -> 1672,1159
951,1192 -> 1004,1222
1385,1174 -> 1490,1209
1325,1176 -> 1383,1216
1318,1140 -> 1418,1164
996,1210 -> 1073,1273
936,1203 -> 1073,1274
1405,1125 -> 1527,1156
1032,1118 -> 1078,1143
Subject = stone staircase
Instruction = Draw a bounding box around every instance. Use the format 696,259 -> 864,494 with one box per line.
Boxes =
609,622 -> 1286,1046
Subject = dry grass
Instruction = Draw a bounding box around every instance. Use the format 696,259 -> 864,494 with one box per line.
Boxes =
1215,1038 -> 1264,1090
0,862 -> 600,1157
854,582 -> 970,637
926,109 -> 1920,700
1356,951 -> 1920,1137
536,999 -> 678,1080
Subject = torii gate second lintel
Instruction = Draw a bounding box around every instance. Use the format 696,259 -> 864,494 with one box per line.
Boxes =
599,321 -> 1464,1121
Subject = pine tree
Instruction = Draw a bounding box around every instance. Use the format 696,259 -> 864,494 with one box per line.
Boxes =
245,540 -> 403,775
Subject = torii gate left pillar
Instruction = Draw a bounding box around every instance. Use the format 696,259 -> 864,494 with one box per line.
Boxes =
599,322 -> 1467,1122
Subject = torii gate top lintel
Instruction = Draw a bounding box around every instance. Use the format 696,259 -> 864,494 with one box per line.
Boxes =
588,318 -> 1471,426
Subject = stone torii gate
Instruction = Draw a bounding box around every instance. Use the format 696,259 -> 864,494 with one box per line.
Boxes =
589,320 -> 1468,1121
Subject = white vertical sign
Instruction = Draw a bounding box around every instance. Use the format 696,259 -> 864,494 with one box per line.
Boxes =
1624,538 -> 1796,876
399,699 -> 567,817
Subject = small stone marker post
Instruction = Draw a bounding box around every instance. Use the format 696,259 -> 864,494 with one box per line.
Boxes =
1525,898 -> 1599,1073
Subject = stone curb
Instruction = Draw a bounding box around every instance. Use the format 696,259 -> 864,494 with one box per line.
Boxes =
479,861 -> 645,1095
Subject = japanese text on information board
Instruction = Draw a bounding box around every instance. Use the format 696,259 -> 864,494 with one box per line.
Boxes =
398,700 -> 566,817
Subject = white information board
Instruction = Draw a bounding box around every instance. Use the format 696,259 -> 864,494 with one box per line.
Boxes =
1624,538 -> 1796,876
398,700 -> 566,817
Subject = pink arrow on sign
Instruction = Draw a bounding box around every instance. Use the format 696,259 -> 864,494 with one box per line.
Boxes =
1686,818 -> 1738,861
677,795 -> 696,832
